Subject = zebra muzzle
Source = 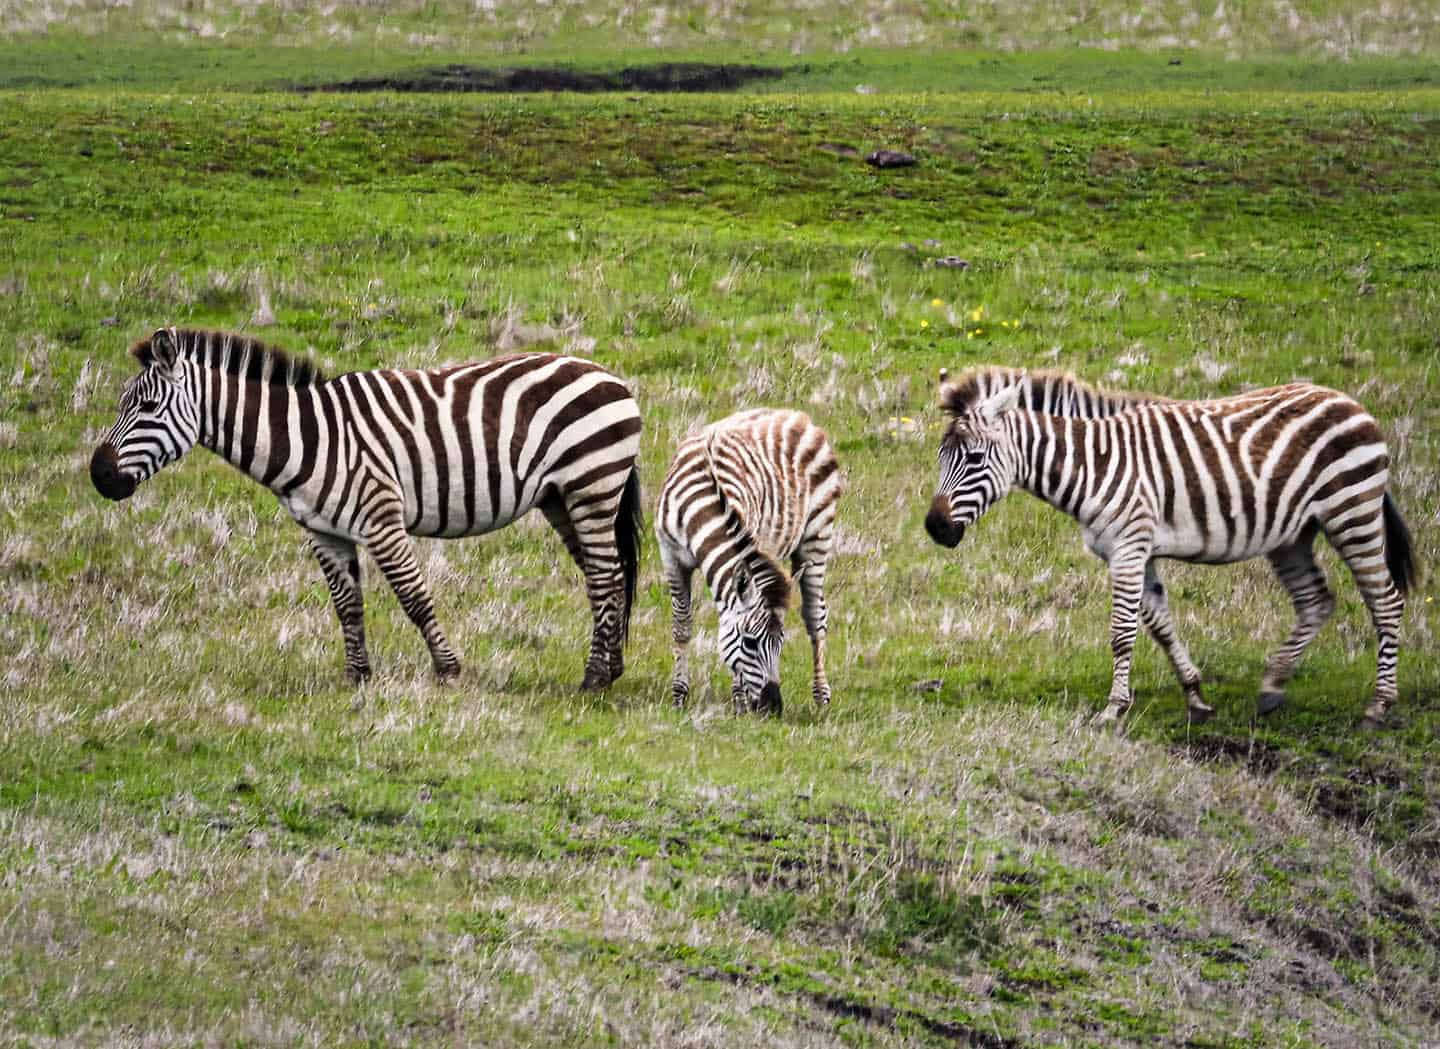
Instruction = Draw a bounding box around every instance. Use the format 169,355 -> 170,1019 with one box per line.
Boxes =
924,496 -> 965,548
90,443 -> 137,501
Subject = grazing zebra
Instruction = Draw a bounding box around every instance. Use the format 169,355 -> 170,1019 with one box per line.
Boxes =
925,366 -> 1417,727
656,409 -> 844,715
90,327 -> 643,690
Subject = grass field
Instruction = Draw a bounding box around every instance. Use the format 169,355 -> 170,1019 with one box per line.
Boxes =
2,3 -> 1440,1045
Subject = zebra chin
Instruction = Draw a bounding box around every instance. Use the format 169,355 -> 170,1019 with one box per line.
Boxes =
90,443 -> 137,502
924,500 -> 966,548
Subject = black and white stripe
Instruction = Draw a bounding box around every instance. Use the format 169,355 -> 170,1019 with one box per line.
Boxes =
655,409 -> 844,715
91,326 -> 643,689
926,367 -> 1416,726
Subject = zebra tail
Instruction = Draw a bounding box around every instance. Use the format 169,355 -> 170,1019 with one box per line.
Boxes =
1383,491 -> 1418,596
615,466 -> 644,643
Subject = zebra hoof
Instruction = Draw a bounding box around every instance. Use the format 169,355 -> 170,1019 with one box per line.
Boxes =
1359,713 -> 1386,732
1186,703 -> 1215,725
345,666 -> 373,686
579,670 -> 612,692
1256,691 -> 1287,717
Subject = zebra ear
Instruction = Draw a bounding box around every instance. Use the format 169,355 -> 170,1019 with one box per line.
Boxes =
978,384 -> 1021,422
148,328 -> 179,373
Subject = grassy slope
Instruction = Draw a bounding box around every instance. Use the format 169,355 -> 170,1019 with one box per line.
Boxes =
2,22 -> 1440,1049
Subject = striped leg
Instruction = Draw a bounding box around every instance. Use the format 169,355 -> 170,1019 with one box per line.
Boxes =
366,520 -> 460,681
543,490 -> 625,692
309,531 -> 371,684
1138,562 -> 1212,723
1095,544 -> 1149,725
1259,534 -> 1335,717
792,553 -> 833,707
659,543 -> 695,708
1324,507 -> 1405,726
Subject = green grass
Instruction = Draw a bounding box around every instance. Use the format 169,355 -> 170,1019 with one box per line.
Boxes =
3,9 -> 1440,1045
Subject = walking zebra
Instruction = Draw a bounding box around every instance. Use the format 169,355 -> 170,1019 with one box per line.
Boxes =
925,367 -> 1417,727
90,327 -> 643,690
656,409 -> 844,715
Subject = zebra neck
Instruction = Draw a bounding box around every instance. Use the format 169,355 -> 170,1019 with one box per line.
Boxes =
192,361 -> 325,491
1009,411 -> 1095,520
705,513 -> 766,599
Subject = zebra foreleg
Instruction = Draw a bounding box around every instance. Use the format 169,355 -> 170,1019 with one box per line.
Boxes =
1261,536 -> 1335,718
1138,562 -> 1211,723
1095,546 -> 1148,726
793,556 -> 834,708
309,531 -> 371,684
366,523 -> 461,681
660,548 -> 695,708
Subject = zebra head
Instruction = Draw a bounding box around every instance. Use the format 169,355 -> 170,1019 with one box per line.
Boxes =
926,382 -> 1022,548
90,328 -> 201,501
717,559 -> 791,714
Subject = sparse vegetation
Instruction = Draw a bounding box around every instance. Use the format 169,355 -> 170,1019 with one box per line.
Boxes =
2,3 -> 1439,1045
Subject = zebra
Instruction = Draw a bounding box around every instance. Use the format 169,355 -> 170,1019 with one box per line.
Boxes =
89,327 -> 644,690
655,408 -> 844,715
924,366 -> 1417,727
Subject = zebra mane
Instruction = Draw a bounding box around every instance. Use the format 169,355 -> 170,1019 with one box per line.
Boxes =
938,366 -> 1164,419
129,328 -> 326,388
702,429 -> 793,610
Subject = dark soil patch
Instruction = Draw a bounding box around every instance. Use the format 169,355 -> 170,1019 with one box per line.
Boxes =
298,62 -> 787,94
680,960 -> 1022,1048
1171,735 -> 1286,777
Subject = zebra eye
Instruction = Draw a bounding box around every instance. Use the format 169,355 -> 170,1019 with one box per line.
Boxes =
741,636 -> 761,652
964,449 -> 986,466
137,398 -> 160,412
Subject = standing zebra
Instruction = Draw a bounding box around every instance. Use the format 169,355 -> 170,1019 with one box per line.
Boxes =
90,327 -> 643,690
656,409 -> 844,715
925,366 -> 1416,727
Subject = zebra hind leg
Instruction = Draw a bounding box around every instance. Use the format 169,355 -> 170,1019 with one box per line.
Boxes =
1138,562 -> 1212,723
309,531 -> 372,684
367,521 -> 461,681
1261,534 -> 1335,719
1323,506 -> 1405,727
541,492 -> 623,692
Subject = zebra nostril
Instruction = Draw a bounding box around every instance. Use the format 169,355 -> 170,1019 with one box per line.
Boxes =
90,443 -> 136,501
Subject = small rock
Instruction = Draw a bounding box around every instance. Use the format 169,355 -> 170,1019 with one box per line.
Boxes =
934,256 -> 970,269
866,149 -> 917,169
898,242 -> 919,253
99,316 -> 121,328
922,238 -> 942,248
854,84 -> 877,95
818,142 -> 860,158
912,678 -> 944,693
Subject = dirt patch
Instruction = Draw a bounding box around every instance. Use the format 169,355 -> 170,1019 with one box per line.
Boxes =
678,959 -> 1022,1048
298,62 -> 787,94
1171,735 -> 1287,777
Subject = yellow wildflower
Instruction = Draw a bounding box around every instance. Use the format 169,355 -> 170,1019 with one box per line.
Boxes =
931,298 -> 944,307
967,305 -> 984,322
920,319 -> 929,328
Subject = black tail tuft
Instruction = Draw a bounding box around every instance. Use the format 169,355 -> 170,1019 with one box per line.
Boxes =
1383,492 -> 1418,596
615,467 -> 644,644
